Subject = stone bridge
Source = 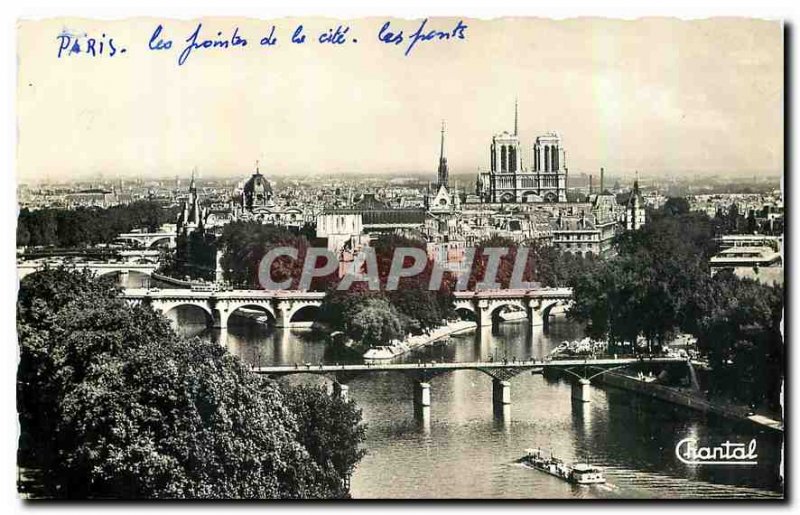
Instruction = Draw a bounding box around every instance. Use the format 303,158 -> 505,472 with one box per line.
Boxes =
17,261 -> 159,281
123,288 -> 326,329
122,287 -> 574,330
452,288 -> 573,329
115,231 -> 177,249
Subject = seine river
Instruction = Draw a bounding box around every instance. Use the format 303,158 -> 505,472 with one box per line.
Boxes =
164,305 -> 782,500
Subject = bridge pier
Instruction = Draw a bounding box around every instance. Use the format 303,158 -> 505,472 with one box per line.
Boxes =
492,379 -> 511,406
493,403 -> 511,427
332,382 -> 349,401
212,308 -> 229,330
477,300 -> 492,328
571,378 -> 591,403
274,307 -> 291,328
413,381 -> 431,408
117,270 -> 129,286
415,406 -> 431,434
528,301 -> 544,328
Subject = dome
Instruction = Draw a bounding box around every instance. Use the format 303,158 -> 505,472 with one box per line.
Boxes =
243,167 -> 273,210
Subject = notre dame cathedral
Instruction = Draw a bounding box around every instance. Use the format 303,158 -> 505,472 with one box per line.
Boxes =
476,102 -> 568,203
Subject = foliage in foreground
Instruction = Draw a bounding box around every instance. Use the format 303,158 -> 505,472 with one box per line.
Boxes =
17,268 -> 365,499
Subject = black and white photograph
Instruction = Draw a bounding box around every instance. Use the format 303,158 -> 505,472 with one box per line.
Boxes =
6,1 -> 789,503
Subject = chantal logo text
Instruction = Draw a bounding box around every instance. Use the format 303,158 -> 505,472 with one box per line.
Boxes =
675,438 -> 758,466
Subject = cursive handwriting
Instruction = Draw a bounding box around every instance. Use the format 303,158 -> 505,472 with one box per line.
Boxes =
177,23 -> 248,66
378,18 -> 468,56
58,20 -> 472,65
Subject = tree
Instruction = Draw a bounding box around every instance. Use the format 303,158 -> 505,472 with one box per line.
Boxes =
346,297 -> 406,348
17,269 -> 366,498
569,197 -> 784,411
686,271 -> 783,410
661,197 -> 690,217
466,236 -> 529,290
216,221 -> 335,290
571,202 -> 720,352
320,234 -> 456,338
282,385 -> 367,497
16,202 -> 179,249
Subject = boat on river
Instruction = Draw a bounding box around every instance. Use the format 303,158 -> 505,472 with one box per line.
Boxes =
363,342 -> 410,360
519,448 -> 605,485
499,309 -> 528,323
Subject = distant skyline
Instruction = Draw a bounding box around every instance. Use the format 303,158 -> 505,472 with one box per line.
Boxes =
17,17 -> 783,183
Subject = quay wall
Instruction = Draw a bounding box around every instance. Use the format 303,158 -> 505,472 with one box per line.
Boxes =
593,370 -> 783,434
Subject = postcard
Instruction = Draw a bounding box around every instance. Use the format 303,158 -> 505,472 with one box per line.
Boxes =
15,15 -> 784,500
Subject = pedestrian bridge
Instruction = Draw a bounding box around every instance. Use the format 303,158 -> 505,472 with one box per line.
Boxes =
254,356 -> 687,406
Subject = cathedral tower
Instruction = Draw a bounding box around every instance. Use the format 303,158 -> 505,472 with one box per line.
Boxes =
532,133 -> 567,202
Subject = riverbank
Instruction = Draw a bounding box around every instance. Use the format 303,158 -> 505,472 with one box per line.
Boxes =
359,320 -> 478,361
151,272 -> 193,288
593,370 -> 783,433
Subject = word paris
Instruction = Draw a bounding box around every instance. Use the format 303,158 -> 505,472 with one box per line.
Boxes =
259,246 -> 532,292
675,438 -> 758,466
55,18 -> 468,65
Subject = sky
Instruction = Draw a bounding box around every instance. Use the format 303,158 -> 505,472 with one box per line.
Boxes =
16,16 -> 783,183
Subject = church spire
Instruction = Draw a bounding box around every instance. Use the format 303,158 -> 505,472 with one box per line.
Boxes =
190,167 -> 197,193
439,120 -> 445,163
437,120 -> 449,188
634,171 -> 640,194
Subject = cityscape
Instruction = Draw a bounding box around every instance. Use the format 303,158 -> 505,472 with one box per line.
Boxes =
15,16 -> 784,502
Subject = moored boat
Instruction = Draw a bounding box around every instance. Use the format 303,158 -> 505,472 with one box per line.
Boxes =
499,309 -> 528,323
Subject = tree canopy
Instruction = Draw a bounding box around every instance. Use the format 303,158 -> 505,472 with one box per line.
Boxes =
17,268 -> 365,499
17,201 -> 178,248
216,221 -> 336,291
568,198 -> 783,410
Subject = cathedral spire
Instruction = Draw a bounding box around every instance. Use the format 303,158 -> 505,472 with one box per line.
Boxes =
514,97 -> 518,136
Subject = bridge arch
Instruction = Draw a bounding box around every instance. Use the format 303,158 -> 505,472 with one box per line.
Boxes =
289,304 -> 320,324
486,299 -> 528,325
147,236 -> 174,248
115,236 -> 146,248
94,268 -> 126,277
455,306 -> 477,322
536,299 -> 573,329
160,301 -> 214,327
227,303 -> 277,326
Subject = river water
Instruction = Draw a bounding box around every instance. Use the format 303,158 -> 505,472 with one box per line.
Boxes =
163,303 -> 783,500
